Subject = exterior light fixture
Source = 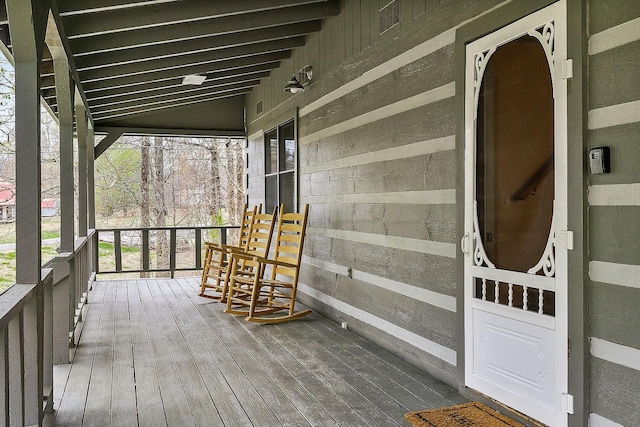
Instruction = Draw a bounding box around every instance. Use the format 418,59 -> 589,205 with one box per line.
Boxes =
182,74 -> 207,85
284,65 -> 312,93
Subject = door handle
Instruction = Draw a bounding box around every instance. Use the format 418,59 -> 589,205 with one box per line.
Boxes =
461,233 -> 470,255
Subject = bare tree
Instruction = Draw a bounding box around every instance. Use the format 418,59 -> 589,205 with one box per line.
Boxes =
140,136 -> 151,278
153,136 -> 169,276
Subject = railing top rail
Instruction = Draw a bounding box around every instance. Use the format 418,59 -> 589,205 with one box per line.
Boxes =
75,230 -> 96,251
0,283 -> 38,330
95,225 -> 241,232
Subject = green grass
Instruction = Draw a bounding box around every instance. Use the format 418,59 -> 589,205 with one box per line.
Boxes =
0,244 -> 61,294
98,242 -> 140,254
42,230 -> 60,240
0,216 -> 61,244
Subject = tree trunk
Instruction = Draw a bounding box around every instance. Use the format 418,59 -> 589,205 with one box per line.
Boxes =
140,137 -> 151,278
153,136 -> 169,277
209,145 -> 221,220
231,139 -> 243,224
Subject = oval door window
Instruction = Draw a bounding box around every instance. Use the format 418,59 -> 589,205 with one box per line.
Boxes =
475,34 -> 554,274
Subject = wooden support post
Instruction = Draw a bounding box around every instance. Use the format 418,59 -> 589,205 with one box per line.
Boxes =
1,326 -> 8,425
142,229 -> 150,272
8,314 -> 24,426
195,228 -> 202,269
53,59 -> 75,253
87,125 -> 96,231
170,229 -> 177,278
42,273 -> 53,412
14,58 -> 42,284
114,230 -> 122,272
76,103 -> 88,237
23,286 -> 43,425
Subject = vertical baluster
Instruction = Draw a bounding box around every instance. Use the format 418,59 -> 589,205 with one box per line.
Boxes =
482,278 -> 487,301
494,281 -> 499,304
538,289 -> 544,314
523,286 -> 528,311
508,283 -> 513,307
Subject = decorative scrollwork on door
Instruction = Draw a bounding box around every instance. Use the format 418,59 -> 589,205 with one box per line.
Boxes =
472,201 -> 495,269
473,47 -> 496,120
527,202 -> 556,277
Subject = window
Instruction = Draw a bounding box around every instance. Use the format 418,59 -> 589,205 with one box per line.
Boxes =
264,120 -> 296,213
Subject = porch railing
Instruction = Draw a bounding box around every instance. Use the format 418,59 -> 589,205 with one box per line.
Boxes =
94,225 -> 239,277
1,229 -> 96,425
1,224 -> 233,424
0,270 -> 54,426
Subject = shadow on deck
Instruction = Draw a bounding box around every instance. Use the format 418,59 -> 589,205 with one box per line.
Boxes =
47,277 -> 467,426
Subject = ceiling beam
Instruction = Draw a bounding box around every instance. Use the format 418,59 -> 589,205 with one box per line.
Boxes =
90,84 -> 257,116
94,125 -> 245,158
67,2 -> 338,55
79,52 -> 289,91
77,38 -> 304,82
86,71 -> 271,104
73,21 -> 319,71
89,79 -> 261,110
92,89 -> 250,122
61,0 -> 329,37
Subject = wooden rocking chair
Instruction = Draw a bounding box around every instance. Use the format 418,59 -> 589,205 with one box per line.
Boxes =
199,203 -> 259,300
225,204 -> 311,323
216,205 -> 278,302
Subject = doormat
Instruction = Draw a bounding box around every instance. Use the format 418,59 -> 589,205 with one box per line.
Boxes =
405,402 -> 526,427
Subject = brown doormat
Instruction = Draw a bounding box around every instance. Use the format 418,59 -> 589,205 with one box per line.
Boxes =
405,402 -> 526,427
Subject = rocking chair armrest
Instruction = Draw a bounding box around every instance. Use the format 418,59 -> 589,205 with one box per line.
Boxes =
221,244 -> 242,252
253,258 -> 296,269
204,241 -> 222,248
229,252 -> 260,262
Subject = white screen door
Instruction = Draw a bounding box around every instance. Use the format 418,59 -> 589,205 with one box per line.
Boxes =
463,2 -> 569,426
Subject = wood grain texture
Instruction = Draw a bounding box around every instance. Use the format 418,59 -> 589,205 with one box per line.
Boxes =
590,357 -> 640,427
589,0 -> 640,35
589,206 -> 640,265
589,40 -> 640,109
50,278 -> 467,426
590,283 -> 640,351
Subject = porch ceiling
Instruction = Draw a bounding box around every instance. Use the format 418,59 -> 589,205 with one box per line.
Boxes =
0,0 -> 339,135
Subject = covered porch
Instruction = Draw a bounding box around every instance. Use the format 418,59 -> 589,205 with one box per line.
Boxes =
48,277 -> 466,426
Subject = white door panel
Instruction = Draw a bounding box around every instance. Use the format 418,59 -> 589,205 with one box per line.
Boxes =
463,2 -> 568,426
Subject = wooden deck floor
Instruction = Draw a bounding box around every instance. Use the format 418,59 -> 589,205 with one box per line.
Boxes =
48,277 -> 467,426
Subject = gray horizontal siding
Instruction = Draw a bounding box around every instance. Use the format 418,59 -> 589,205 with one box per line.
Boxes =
589,40 -> 640,110
301,152 -> 456,197
588,3 -> 640,425
246,0 -> 505,128
303,236 -> 456,298
590,282 -> 640,350
302,267 -> 457,349
588,0 -> 640,35
307,203 -> 456,246
590,357 -> 640,427
589,206 -> 640,265
299,99 -> 455,168
296,288 -> 458,383
298,45 -> 455,137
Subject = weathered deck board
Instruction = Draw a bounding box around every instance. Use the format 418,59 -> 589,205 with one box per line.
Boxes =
50,277 -> 468,426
